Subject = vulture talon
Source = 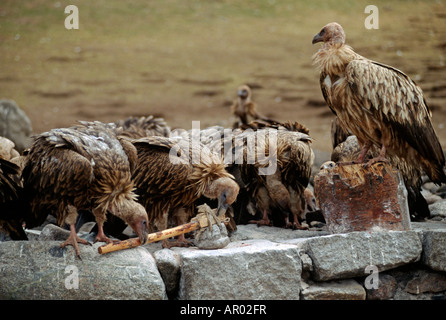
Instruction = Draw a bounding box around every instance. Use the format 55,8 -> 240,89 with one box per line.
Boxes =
60,232 -> 91,259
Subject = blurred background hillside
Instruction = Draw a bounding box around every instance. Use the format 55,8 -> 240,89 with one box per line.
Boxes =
1,0 -> 445,152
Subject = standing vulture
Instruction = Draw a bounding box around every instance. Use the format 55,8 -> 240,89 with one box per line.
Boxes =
220,121 -> 315,229
21,121 -> 149,258
312,22 -> 446,184
231,85 -> 271,129
131,135 -> 239,247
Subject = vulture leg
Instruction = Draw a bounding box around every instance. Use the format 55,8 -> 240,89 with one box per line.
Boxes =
365,143 -> 389,167
248,209 -> 272,227
162,207 -> 194,248
60,206 -> 91,258
60,224 -> 91,258
290,211 -> 307,230
92,208 -> 118,244
289,188 -> 308,230
355,141 -> 372,164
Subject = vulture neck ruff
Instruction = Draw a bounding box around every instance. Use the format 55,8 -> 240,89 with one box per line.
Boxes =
312,44 -> 359,77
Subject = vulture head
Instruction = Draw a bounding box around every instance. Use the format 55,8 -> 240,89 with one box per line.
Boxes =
312,22 -> 346,46
237,85 -> 251,101
204,177 -> 240,216
108,199 -> 149,245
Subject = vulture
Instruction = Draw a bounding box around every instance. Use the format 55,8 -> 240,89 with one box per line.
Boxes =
73,116 -> 172,238
312,22 -> 446,185
21,121 -> 149,258
131,135 -> 239,247
230,85 -> 271,129
220,121 -> 315,229
0,157 -> 27,240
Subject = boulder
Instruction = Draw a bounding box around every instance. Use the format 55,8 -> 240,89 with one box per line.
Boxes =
295,231 -> 422,281
173,239 -> 302,300
364,273 -> 398,300
0,99 -> 33,153
420,229 -> 446,272
0,241 -> 167,300
153,248 -> 181,298
405,270 -> 446,295
428,200 -> 446,218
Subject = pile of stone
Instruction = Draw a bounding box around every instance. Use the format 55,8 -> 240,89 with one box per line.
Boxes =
0,215 -> 445,300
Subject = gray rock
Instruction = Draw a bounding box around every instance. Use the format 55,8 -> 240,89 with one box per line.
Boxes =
405,270 -> 446,294
300,231 -> 422,281
301,279 -> 366,300
38,223 -> 70,241
365,273 -> 398,300
0,241 -> 167,300
229,224 -> 328,243
153,248 -> 181,298
428,200 -> 446,218
420,229 -> 446,272
194,222 -> 230,250
173,239 -> 302,300
0,99 -> 33,153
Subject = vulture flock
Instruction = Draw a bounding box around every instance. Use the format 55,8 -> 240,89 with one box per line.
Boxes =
0,22 -> 445,257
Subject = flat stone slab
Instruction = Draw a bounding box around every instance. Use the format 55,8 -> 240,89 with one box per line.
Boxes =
291,231 -> 422,281
172,239 -> 302,300
0,241 -> 167,300
301,279 -> 366,300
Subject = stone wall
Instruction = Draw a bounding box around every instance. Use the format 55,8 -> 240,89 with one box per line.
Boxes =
0,221 -> 445,300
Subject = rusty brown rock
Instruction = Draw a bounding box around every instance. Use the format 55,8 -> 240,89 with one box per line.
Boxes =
314,162 -> 411,234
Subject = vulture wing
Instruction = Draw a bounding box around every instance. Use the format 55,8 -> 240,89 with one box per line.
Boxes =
23,137 -> 94,227
345,59 -> 446,183
131,136 -> 193,223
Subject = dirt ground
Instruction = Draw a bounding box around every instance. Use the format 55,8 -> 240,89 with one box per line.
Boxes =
1,1 -> 446,153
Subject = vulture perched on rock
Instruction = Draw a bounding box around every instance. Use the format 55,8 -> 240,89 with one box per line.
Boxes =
312,22 -> 446,185
231,85 -> 271,129
131,135 -> 239,247
220,121 -> 315,229
21,121 -> 149,258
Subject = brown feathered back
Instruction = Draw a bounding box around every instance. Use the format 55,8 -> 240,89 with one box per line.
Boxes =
131,135 -> 236,230
115,115 -> 171,139
22,122 -> 140,228
221,124 -> 314,226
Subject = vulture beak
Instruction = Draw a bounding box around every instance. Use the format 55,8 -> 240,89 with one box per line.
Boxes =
216,192 -> 229,217
238,89 -> 248,99
134,219 -> 149,244
312,33 -> 323,45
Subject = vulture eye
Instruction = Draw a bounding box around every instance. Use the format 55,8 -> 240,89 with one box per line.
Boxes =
320,28 -> 325,36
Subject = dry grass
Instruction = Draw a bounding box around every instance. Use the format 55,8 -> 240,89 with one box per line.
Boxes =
1,0 -> 446,152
